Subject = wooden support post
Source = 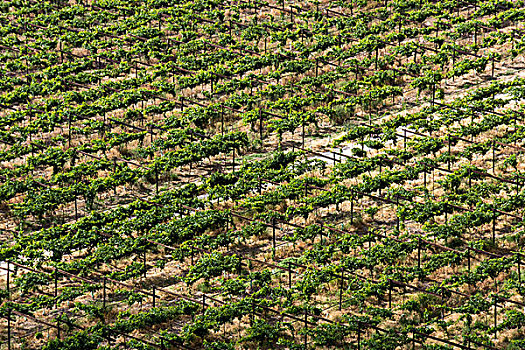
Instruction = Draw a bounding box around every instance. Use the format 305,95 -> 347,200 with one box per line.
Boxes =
304,182 -> 308,197
232,147 -> 235,172
357,323 -> 361,350
7,307 -> 11,350
272,217 -> 276,253
251,299 -> 254,325
143,250 -> 147,278
379,162 -> 382,196
494,297 -> 497,337
302,114 -> 305,148
221,105 -> 224,136
515,116 -> 517,143
103,110 -> 106,136
388,279 -> 392,308
152,287 -> 156,308
304,308 -> 308,347
448,135 -> 451,171
518,253 -> 522,287
339,267 -> 344,310
467,247 -> 471,273
396,195 -> 400,231
6,261 -> 9,299
350,192 -> 354,225
492,208 -> 496,244
54,268 -> 58,306
368,92 -> 372,125
68,116 -> 71,148
103,277 -> 106,309
288,262 -> 292,289
417,237 -> 421,270
73,194 -> 77,220
113,158 -> 117,195
259,109 -> 263,140
155,163 -> 159,195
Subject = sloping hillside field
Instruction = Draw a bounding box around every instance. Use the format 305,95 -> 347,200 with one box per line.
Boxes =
2,0 -> 525,349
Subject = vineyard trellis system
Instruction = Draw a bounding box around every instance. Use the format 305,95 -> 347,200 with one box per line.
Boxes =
1,0 -> 525,349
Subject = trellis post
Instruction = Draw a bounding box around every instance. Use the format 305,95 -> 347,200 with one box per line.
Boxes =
518,253 -> 522,287
272,217 -> 276,254
57,316 -> 61,339
232,147 -> 235,172
350,190 -> 354,225
396,195 -> 400,231
339,267 -> 344,310
492,207 -> 496,244
357,322 -> 361,350
221,105 -> 225,136
8,307 -> 11,350
54,268 -> 58,307
288,261 -> 292,289
155,163 -> 159,195
68,115 -> 72,148
302,113 -> 305,148
448,135 -> 451,170
492,140 -> 496,173
493,297 -> 497,337
143,250 -> 147,278
388,279 -> 392,308
152,287 -> 156,308
259,109 -> 263,140
103,277 -> 107,309
6,260 -> 10,299
417,237 -> 421,270
304,308 -> 308,347
467,247 -> 471,273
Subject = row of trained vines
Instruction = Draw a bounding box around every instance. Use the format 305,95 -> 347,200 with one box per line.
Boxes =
1,0 -> 525,349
